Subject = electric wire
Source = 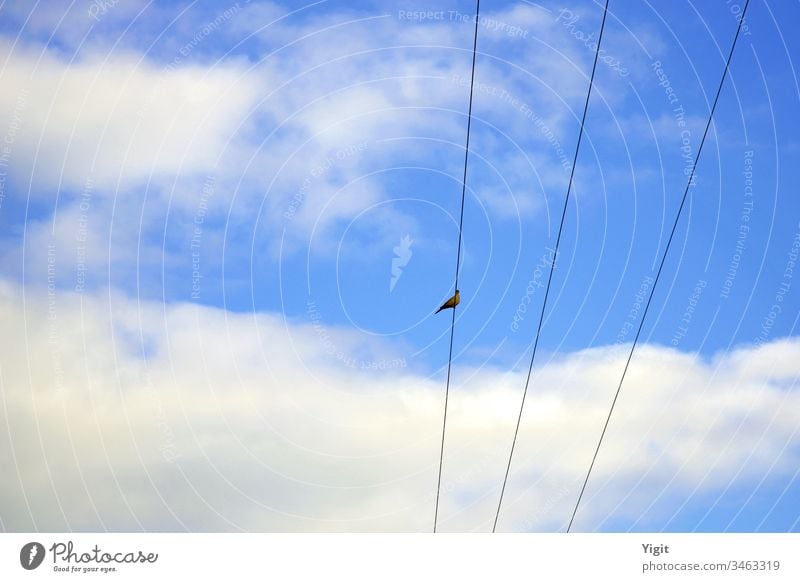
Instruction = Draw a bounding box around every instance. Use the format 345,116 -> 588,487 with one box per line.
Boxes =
566,0 -> 751,533
492,0 -> 611,533
433,0 -> 481,533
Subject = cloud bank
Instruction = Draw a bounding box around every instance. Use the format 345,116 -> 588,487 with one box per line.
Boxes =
1,280 -> 797,532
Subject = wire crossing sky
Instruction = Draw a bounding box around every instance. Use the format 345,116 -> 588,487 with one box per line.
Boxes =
434,0 -> 481,534
492,0 -> 611,533
566,0 -> 752,533
0,0 -> 798,533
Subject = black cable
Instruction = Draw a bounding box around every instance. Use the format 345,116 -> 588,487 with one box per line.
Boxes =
491,0 -> 610,533
434,0 -> 481,533
566,0 -> 750,533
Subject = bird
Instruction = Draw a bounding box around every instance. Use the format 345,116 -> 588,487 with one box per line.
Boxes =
435,290 -> 460,314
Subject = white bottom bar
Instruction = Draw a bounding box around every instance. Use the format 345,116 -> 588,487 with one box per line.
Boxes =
1,533 -> 797,581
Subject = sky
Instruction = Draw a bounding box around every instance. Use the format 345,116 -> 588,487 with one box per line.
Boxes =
0,0 -> 798,533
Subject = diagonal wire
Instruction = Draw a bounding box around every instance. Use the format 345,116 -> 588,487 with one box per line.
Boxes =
434,0 -> 481,533
566,0 -> 751,533
492,0 -> 610,533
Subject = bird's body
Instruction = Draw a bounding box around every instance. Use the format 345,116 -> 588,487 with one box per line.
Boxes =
435,290 -> 460,314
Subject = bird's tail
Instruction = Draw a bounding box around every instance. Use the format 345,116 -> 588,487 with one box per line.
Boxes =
435,306 -> 444,314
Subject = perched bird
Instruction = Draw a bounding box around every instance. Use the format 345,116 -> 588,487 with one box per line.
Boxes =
435,290 -> 460,314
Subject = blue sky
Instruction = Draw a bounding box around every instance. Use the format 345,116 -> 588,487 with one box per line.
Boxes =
0,0 -> 798,532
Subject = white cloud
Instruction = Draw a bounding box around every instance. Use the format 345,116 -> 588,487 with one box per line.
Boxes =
0,39 -> 260,191
1,2 -> 612,263
1,279 -> 797,532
